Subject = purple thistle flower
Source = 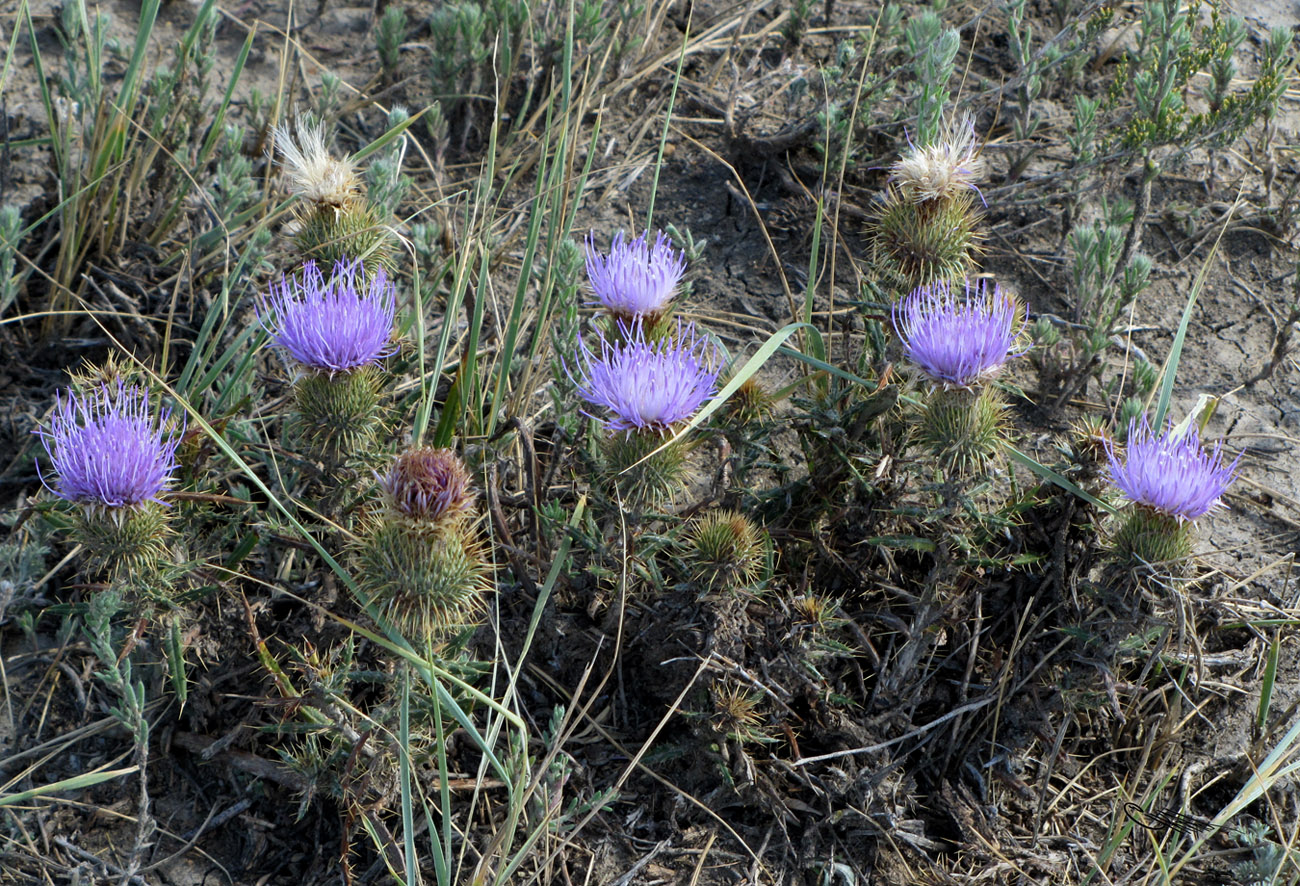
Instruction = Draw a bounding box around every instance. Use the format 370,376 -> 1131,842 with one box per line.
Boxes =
259,259 -> 396,373
37,383 -> 182,508
894,278 -> 1025,388
585,230 -> 686,319
1107,419 -> 1241,521
571,321 -> 721,433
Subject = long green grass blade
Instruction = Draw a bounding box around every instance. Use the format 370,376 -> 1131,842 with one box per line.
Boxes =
1150,199 -> 1236,428
1004,444 -> 1118,515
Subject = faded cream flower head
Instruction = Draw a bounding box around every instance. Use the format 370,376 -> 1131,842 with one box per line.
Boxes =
889,115 -> 985,205
274,118 -> 361,210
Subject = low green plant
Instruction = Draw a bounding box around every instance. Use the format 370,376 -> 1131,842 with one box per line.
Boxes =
375,4 -> 408,83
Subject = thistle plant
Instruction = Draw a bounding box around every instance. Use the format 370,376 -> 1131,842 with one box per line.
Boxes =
1106,418 -> 1241,567
571,320 -> 720,508
259,259 -> 397,467
872,116 -> 985,294
37,381 -> 182,591
585,230 -> 686,334
275,118 -> 394,271
352,447 -> 487,649
894,278 -> 1026,477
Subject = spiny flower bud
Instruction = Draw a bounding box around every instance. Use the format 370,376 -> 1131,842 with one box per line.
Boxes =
353,449 -> 486,648
36,381 -> 181,583
710,683 -> 769,744
1106,418 -> 1242,567
684,510 -> 765,593
1064,414 -> 1115,488
722,376 -> 775,427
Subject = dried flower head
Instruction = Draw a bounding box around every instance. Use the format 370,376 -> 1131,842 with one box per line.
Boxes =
894,278 -> 1026,388
585,230 -> 686,322
274,118 -> 361,210
260,260 -> 397,373
572,320 -> 720,434
38,382 -> 181,508
381,447 -> 475,525
1107,419 -> 1241,521
889,115 -> 985,205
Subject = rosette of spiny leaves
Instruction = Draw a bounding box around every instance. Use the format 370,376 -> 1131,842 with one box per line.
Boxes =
259,259 -> 397,470
36,375 -> 184,600
351,447 -> 489,650
871,114 -> 985,295
275,117 -> 395,273
682,510 -> 767,596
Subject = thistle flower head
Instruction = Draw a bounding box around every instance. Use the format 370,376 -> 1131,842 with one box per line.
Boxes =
38,382 -> 181,508
571,320 -> 720,433
890,115 -> 985,205
260,259 -> 397,373
894,278 -> 1026,388
585,230 -> 686,321
1107,419 -> 1241,521
381,447 -> 475,525
274,118 -> 361,209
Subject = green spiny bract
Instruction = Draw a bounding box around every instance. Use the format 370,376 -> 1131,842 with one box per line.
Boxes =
918,386 -> 1007,478
1111,505 -> 1192,569
870,187 -> 983,295
294,201 -> 395,276
291,365 -> 387,467
721,376 -> 775,428
352,447 -> 487,648
602,429 -> 690,510
710,683 -> 772,744
351,518 -> 487,648
74,503 -> 174,592
684,510 -> 765,594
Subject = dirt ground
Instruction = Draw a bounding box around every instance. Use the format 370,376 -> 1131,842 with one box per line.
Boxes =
3,0 -> 1300,883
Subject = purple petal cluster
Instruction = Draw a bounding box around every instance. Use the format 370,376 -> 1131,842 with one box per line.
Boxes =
586,230 -> 686,319
38,383 -> 181,508
382,447 -> 475,523
1107,419 -> 1241,521
572,321 -> 720,433
894,279 -> 1025,388
260,260 -> 396,373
